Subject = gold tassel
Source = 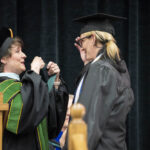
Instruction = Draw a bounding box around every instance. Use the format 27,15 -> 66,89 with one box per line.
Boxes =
8,28 -> 13,38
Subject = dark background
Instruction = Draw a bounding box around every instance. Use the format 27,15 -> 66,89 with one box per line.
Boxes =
0,0 -> 149,149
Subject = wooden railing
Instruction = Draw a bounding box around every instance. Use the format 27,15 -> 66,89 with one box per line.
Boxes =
68,103 -> 88,150
0,93 -> 9,150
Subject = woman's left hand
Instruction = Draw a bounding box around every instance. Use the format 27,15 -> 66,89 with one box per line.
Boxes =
47,61 -> 60,81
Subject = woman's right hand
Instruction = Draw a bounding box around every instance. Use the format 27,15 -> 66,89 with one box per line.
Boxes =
31,56 -> 45,74
74,37 -> 88,65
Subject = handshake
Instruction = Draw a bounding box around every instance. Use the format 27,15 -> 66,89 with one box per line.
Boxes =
30,56 -> 60,82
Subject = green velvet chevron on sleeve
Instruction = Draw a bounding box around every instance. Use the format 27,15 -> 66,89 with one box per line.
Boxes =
0,79 -> 23,134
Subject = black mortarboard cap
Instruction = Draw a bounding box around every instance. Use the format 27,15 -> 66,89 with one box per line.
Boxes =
74,13 -> 127,36
0,27 -> 14,59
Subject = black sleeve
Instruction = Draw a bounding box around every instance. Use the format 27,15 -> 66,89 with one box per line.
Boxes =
18,70 -> 50,133
87,66 -> 118,147
85,64 -> 134,150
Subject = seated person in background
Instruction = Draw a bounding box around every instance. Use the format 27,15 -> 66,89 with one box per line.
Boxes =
0,27 -> 68,150
49,94 -> 74,150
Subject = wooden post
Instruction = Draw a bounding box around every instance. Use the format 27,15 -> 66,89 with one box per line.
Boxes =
0,93 -> 9,150
68,103 -> 88,150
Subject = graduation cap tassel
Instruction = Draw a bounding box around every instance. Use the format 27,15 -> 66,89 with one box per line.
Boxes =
8,28 -> 13,38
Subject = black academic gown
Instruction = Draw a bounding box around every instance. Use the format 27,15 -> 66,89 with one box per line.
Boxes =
2,70 -> 68,150
64,58 -> 134,150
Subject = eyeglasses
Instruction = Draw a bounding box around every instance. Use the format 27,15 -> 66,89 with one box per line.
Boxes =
77,35 -> 92,47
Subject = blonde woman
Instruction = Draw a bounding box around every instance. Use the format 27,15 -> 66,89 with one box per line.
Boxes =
63,13 -> 134,150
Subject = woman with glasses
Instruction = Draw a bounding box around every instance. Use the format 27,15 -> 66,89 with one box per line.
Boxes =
63,13 -> 134,150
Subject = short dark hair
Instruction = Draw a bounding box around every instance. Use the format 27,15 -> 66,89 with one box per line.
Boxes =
0,37 -> 24,72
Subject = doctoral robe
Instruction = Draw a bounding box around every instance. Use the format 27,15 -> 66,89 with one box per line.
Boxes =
0,70 -> 68,150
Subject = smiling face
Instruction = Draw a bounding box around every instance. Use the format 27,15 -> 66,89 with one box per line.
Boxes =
1,41 -> 26,75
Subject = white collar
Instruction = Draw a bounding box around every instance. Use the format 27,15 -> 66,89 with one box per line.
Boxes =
0,72 -> 20,81
92,53 -> 103,64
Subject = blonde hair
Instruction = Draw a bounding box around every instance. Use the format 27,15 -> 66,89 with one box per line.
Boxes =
82,31 -> 121,62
